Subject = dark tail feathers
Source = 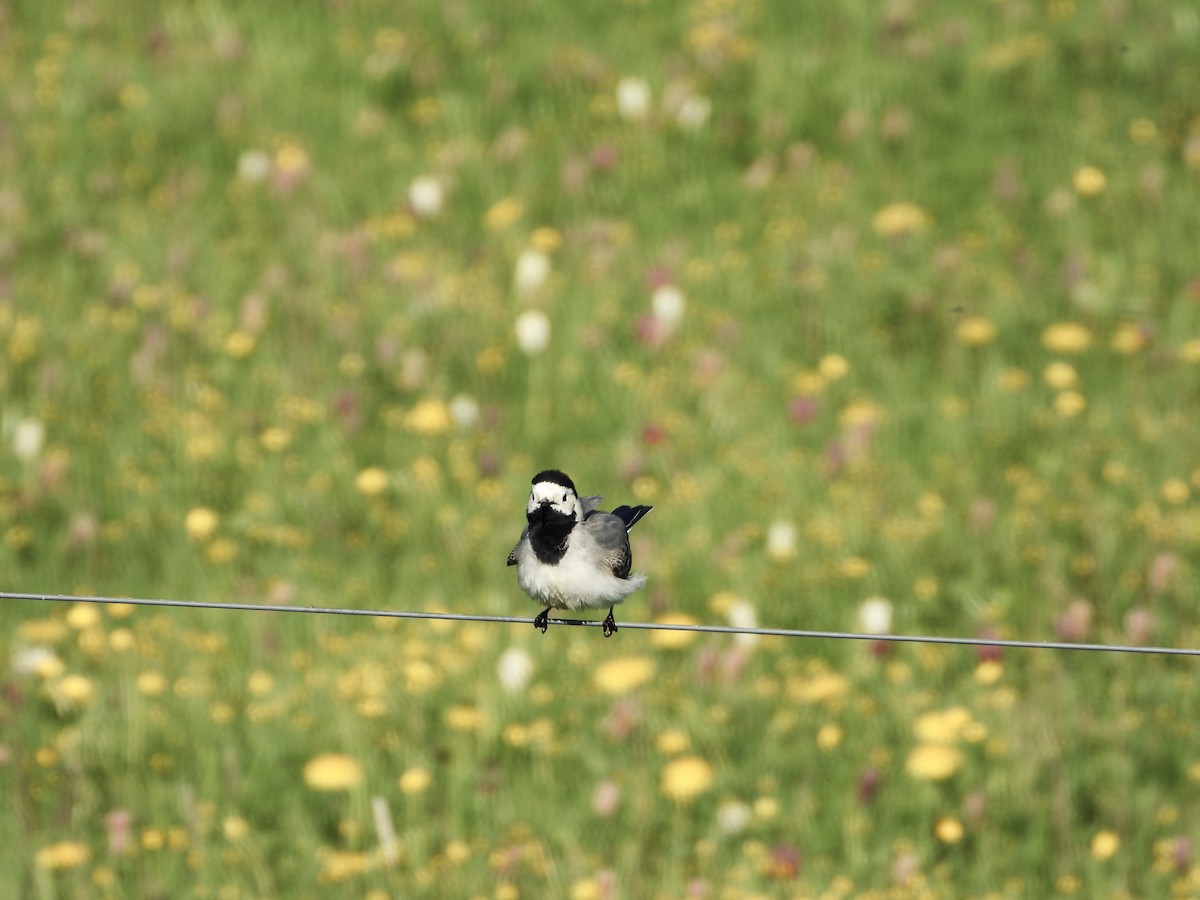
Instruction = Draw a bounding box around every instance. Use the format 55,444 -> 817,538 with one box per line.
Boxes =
610,505 -> 653,531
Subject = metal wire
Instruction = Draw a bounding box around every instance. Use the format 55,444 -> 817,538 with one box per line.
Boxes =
2,590 -> 1196,658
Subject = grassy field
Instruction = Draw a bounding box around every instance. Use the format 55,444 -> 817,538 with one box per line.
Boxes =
4,0 -> 1200,896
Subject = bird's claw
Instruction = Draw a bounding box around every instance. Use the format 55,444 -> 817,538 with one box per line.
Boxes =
602,608 -> 618,638
534,608 -> 550,634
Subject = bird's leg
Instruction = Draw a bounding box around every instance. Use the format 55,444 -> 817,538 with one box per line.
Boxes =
533,608 -> 551,633
602,607 -> 618,638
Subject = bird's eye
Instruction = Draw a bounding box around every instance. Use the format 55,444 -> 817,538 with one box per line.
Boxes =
563,493 -> 569,502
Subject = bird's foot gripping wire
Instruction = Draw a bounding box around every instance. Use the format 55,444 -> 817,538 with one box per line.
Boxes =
533,608 -> 551,634
602,607 -> 618,638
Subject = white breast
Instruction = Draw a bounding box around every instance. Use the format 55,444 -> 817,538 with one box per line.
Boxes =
516,534 -> 646,611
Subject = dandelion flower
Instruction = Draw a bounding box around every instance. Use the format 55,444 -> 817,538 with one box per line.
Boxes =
530,227 -> 562,252
1043,361 -> 1078,390
54,674 -> 95,706
935,817 -> 965,844
355,467 -> 389,496
818,353 -> 850,380
1091,830 -> 1120,860
660,755 -> 715,802
66,603 -> 100,630
649,613 -> 700,649
655,729 -> 691,754
1042,322 -> 1092,354
593,655 -> 656,695
905,743 -> 965,781
717,800 -> 752,835
515,310 -> 551,355
398,767 -> 431,795
405,398 -> 451,435
872,202 -> 931,237
35,841 -> 90,871
485,196 -> 524,231
1073,166 -> 1107,197
303,753 -> 364,791
955,316 -> 997,347
185,507 -> 219,541
1054,391 -> 1087,418
914,707 -> 974,743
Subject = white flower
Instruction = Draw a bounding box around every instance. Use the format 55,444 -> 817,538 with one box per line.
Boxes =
514,249 -> 550,296
448,394 -> 480,429
514,310 -> 550,355
727,600 -> 759,648
408,175 -> 443,217
12,418 -> 44,461
677,95 -> 712,130
13,646 -> 57,675
857,596 -> 893,635
616,77 -> 651,121
766,521 -> 797,561
652,285 -> 686,328
497,647 -> 534,693
237,149 -> 271,183
716,800 -> 753,835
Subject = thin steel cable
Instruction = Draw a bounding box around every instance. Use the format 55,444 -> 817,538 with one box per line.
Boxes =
2,590 -> 1196,658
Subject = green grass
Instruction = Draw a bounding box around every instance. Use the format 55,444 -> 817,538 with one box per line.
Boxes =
3,0 -> 1200,896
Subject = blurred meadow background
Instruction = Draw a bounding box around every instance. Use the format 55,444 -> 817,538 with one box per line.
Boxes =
4,0 -> 1200,896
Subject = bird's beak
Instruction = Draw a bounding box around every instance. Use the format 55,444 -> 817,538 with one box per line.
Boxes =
527,501 -> 551,524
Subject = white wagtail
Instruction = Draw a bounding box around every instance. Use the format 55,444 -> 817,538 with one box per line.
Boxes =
507,469 -> 652,637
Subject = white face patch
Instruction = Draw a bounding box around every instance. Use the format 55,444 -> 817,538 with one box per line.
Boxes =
528,480 -> 580,519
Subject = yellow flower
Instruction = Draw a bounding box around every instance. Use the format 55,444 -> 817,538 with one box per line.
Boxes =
593,656 -> 656,695
66,603 -> 100,629
484,196 -> 525,231
660,755 -> 715,802
1042,322 -> 1092,354
1091,830 -> 1120,860
55,674 -> 95,706
839,398 -> 882,428
789,672 -> 849,704
1161,479 -> 1190,505
655,729 -> 691,754
355,467 -> 389,496
1054,391 -> 1087,418
137,671 -> 167,696
955,316 -> 997,346
649,613 -> 700,649
570,879 -> 602,900
1073,166 -> 1106,197
259,427 -> 292,452
974,660 -> 1003,684
35,841 -> 90,870
997,367 -> 1030,392
398,766 -> 431,795
275,141 -> 310,175
816,723 -> 843,750
1180,339 -> 1200,364
1111,323 -> 1146,355
872,202 -> 931,237
444,705 -> 484,731
818,353 -> 850,380
405,399 -> 451,435
905,743 -> 965,781
935,817 -> 964,844
303,753 -> 364,791
185,507 -> 219,541
225,331 -> 256,358
913,707 -> 974,743
530,226 -> 562,252
1043,361 -> 1078,390
223,816 -> 250,840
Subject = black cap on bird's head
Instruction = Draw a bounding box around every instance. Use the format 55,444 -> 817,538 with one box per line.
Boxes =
531,469 -> 576,494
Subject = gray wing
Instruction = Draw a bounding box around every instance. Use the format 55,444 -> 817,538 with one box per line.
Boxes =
581,512 -> 634,579
580,495 -> 604,514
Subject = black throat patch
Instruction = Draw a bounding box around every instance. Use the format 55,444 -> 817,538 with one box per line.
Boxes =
527,507 -> 575,565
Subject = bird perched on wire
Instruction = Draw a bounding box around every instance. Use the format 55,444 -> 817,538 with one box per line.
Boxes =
507,469 -> 652,637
